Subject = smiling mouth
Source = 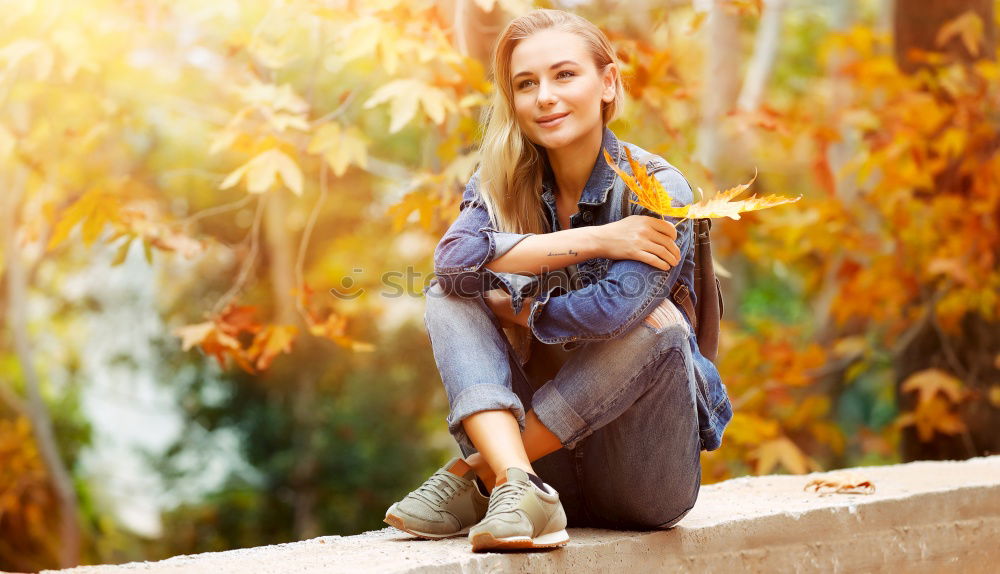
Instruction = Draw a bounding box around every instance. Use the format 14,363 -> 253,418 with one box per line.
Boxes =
537,113 -> 569,127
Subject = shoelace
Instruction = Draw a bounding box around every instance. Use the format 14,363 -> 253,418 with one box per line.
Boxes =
486,479 -> 530,515
410,470 -> 465,507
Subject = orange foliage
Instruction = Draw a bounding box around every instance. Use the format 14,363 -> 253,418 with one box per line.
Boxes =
0,418 -> 59,563
603,147 -> 801,221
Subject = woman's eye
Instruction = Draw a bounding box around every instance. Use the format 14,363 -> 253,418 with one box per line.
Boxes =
517,71 -> 574,89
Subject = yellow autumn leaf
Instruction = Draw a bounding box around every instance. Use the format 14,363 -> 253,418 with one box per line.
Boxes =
247,325 -> 299,371
337,17 -> 380,65
363,79 -> 456,133
307,122 -> 369,177
173,322 -> 216,351
47,188 -> 124,250
753,436 -> 821,475
603,147 -> 672,214
387,188 -> 437,232
603,147 -> 802,220
220,148 -> 304,196
897,395 -> 967,442
237,80 -> 309,115
901,368 -> 967,406
687,11 -> 708,34
720,412 -> 779,446
336,16 -> 449,75
935,10 -> 984,56
306,312 -> 375,352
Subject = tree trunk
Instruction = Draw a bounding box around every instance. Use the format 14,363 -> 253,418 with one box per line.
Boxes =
696,0 -> 745,325
696,0 -> 742,178
736,0 -> 785,112
263,189 -> 320,539
440,0 -> 506,65
2,167 -> 81,567
892,0 -> 999,461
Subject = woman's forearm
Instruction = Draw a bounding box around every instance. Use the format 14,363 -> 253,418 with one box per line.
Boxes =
483,226 -> 603,276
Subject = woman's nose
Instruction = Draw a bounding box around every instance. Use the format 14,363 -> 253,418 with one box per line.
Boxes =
537,81 -> 557,106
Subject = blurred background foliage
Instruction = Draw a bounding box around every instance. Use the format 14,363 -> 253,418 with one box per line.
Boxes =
0,0 -> 998,570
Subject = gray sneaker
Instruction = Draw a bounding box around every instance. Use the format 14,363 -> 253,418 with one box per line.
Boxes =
384,457 -> 490,539
468,467 -> 569,551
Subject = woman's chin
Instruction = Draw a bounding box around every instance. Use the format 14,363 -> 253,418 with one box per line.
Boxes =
532,129 -> 576,151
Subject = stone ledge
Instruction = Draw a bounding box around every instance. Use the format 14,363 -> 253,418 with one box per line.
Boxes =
41,456 -> 1000,574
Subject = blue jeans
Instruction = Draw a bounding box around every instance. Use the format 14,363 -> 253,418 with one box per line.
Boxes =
422,279 -> 702,530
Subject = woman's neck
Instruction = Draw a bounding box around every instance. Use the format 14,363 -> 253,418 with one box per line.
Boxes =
545,125 -> 604,205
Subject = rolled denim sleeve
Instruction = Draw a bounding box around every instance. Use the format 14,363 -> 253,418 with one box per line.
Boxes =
433,168 -> 539,310
526,168 -> 695,345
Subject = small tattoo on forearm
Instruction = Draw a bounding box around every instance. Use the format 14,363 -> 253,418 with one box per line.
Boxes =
547,249 -> 578,257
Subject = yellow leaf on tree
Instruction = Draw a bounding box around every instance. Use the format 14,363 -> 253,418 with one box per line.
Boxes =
722,412 -> 779,446
307,122 -> 369,177
900,368 -> 967,406
935,10 -> 984,57
363,79 -> 457,133
897,394 -> 967,442
247,324 -> 299,371
220,148 -> 303,196
306,311 -> 375,352
173,321 -> 216,351
603,147 -> 801,221
687,11 -> 708,34
47,188 -> 124,250
752,436 -> 821,475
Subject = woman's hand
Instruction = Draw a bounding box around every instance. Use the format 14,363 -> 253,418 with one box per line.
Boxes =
484,289 -> 518,328
484,289 -> 530,329
593,215 -> 681,271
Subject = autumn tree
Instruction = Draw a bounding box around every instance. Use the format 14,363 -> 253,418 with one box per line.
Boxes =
890,0 -> 999,461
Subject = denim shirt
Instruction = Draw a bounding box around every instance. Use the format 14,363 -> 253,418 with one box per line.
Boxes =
431,126 -> 732,451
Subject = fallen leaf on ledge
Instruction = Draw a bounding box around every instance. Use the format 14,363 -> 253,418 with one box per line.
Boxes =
804,471 -> 876,495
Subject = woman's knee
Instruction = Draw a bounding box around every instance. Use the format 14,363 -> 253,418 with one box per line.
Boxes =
423,279 -> 488,319
424,280 -> 472,328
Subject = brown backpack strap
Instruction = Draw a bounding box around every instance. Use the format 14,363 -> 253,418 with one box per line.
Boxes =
670,282 -> 698,334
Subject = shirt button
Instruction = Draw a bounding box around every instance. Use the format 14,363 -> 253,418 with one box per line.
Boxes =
581,211 -> 593,223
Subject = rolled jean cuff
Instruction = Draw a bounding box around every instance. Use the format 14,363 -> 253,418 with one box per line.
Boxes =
531,382 -> 590,450
446,384 -> 526,454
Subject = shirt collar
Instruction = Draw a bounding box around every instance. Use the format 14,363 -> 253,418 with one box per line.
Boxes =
540,125 -> 621,208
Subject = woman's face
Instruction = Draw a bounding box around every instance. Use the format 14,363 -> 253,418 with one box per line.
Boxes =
509,29 -> 616,151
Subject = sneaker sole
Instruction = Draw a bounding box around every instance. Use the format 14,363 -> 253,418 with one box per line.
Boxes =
384,512 -> 469,540
470,529 -> 569,552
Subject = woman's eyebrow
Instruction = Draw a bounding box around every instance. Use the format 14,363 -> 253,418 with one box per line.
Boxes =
512,60 -> 579,80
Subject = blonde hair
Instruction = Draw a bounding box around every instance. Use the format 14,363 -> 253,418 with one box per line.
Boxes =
477,8 -> 626,235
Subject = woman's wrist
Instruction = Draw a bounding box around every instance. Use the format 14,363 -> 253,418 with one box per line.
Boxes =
574,225 -> 605,259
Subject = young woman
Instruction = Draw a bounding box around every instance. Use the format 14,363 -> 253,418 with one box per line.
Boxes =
384,8 -> 731,553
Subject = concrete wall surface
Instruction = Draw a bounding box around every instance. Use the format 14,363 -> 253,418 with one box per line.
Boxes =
35,456 -> 1000,574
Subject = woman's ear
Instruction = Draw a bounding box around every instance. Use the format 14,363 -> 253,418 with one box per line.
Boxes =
601,63 -> 617,103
